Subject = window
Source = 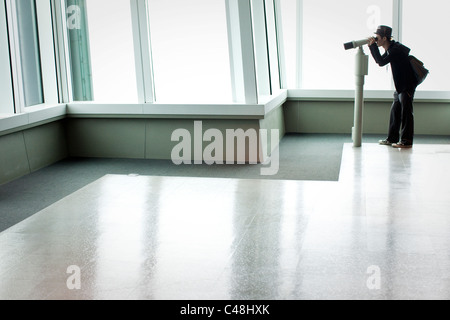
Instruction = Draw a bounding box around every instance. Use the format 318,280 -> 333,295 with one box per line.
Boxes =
277,0 -> 297,89
279,0 -> 393,90
68,0 -> 139,103
251,0 -> 282,98
147,0 -> 232,103
0,1 -> 14,114
402,0 -> 450,92
66,0 -> 93,101
251,0 -> 272,97
86,0 -> 138,102
15,0 -> 44,107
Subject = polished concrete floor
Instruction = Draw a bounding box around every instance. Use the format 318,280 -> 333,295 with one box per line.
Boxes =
1,142 -> 450,300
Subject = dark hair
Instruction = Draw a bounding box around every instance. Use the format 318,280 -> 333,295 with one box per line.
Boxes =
375,25 -> 393,40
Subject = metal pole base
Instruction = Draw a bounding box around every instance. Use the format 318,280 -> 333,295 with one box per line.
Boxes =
353,47 -> 369,148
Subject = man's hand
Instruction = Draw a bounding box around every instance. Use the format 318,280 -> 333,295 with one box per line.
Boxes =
368,37 -> 377,46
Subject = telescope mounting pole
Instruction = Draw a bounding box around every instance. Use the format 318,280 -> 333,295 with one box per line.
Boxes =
352,46 -> 369,148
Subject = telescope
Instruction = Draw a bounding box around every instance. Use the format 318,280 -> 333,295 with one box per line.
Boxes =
344,37 -> 376,50
343,37 -> 372,147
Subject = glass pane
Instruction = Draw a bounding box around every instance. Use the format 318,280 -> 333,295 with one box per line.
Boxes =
66,0 -> 93,101
16,0 -> 44,107
402,0 -> 450,91
148,0 -> 232,103
277,0 -> 298,89
251,0 -> 281,96
279,0 -> 393,90
0,2 -> 14,113
265,0 -> 281,92
84,0 -> 138,103
251,0 -> 271,96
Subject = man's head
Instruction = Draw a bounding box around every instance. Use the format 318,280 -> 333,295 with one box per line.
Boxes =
374,25 -> 393,47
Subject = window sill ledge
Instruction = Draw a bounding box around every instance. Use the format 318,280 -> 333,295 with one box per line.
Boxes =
66,90 -> 288,119
0,91 -> 288,136
0,104 -> 66,136
287,89 -> 450,103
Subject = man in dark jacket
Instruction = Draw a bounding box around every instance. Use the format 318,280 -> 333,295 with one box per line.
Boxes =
369,25 -> 418,148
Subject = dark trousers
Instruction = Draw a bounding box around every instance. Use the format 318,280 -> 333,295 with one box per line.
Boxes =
387,90 -> 415,145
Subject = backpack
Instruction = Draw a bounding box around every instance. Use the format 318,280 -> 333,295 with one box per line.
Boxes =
409,55 -> 429,86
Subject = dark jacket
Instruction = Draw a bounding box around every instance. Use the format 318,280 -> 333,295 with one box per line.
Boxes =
369,41 -> 417,93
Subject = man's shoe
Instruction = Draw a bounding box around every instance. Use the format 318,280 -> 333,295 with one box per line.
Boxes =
379,139 -> 393,146
392,142 -> 413,149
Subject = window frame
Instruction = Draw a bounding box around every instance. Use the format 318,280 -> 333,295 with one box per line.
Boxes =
130,0 -> 156,104
3,0 -> 449,119
52,0 -> 73,104
5,0 -> 59,113
0,0 -> 14,114
250,0 -> 283,99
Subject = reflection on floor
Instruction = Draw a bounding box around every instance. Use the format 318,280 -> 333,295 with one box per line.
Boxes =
0,133 -> 348,234
1,143 -> 450,300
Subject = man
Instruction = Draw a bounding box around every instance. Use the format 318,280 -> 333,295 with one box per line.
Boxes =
368,25 -> 418,148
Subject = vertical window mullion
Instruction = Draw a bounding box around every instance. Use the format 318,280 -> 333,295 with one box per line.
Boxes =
52,0 -> 73,103
35,0 -> 59,105
225,0 -> 258,104
251,0 -> 271,97
264,0 -> 280,93
265,0 -> 282,93
392,0 -> 403,43
273,0 -> 287,90
131,0 -> 156,104
391,0 -> 402,92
